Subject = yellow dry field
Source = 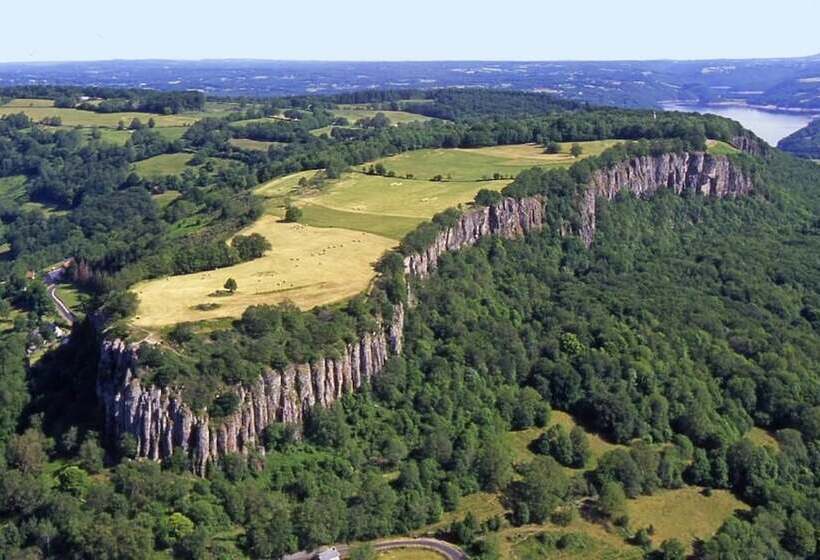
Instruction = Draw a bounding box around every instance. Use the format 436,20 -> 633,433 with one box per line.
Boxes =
627,486 -> 748,553
0,101 -> 196,128
1,98 -> 56,108
132,218 -> 395,327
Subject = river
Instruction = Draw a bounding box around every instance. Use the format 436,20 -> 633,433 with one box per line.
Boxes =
662,103 -> 818,146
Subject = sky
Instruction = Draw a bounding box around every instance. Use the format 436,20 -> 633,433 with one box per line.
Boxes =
2,0 -> 818,63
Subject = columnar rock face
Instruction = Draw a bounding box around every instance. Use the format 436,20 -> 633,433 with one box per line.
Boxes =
97,306 -> 405,474
96,196 -> 545,473
403,195 -> 545,279
578,152 -> 754,245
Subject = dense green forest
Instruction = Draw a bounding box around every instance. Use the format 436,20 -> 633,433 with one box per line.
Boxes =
0,87 -> 817,559
778,118 -> 820,159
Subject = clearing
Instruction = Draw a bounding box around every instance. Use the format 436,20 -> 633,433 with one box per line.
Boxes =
331,108 -> 432,125
626,486 -> 748,553
504,410 -> 623,469
131,219 -> 395,328
229,138 -> 282,151
133,153 -> 194,178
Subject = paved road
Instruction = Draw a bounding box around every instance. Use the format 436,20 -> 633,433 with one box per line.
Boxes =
283,537 -> 467,560
47,283 -> 77,325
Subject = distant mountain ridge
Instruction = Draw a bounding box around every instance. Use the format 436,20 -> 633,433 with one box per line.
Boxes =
778,118 -> 820,157
1,55 -> 818,109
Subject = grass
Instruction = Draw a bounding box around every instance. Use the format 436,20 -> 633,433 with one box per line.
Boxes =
706,139 -> 741,155
54,283 -> 91,316
372,141 -> 620,181
152,190 -> 182,209
1,98 -> 55,108
504,410 -> 623,469
419,492 -> 506,535
512,530 -> 641,560
229,138 -> 282,151
747,427 -> 779,450
626,486 -> 748,553
302,174 -> 508,219
133,153 -> 194,178
0,175 -> 28,204
377,549 -> 445,560
132,219 -> 395,328
299,204 -> 422,240
0,105 -> 196,128
331,108 -> 432,125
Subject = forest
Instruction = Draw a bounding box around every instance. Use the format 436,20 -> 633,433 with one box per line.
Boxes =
0,87 -> 816,559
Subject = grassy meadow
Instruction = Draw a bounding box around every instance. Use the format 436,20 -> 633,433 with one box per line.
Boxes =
0,102 -> 196,128
372,140 -> 621,181
377,549 -> 445,560
228,137 -> 282,151
133,153 -> 194,178
331,108 -> 433,125
132,219 -> 395,328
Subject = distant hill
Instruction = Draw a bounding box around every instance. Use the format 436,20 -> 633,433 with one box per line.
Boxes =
1,55 -> 819,109
778,118 -> 820,158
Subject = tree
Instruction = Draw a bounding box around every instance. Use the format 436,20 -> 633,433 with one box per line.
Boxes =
570,143 -> 583,157
284,205 -> 303,223
597,481 -> 627,519
78,433 -> 105,474
476,435 -> 513,491
512,456 -> 569,523
655,538 -> 686,560
544,141 -> 561,154
569,426 -> 591,468
224,278 -> 238,294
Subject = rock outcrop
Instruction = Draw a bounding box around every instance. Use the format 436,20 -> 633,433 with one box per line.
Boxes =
578,152 -> 754,245
96,196 -> 546,473
403,195 -> 545,279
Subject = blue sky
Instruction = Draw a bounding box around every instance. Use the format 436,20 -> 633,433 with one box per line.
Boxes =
2,0 -> 818,62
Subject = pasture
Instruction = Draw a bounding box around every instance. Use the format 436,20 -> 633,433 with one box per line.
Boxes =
0,100 -> 197,128
626,486 -> 748,553
131,219 -> 395,328
372,140 -> 621,181
229,138 -> 282,151
133,153 -> 194,178
331,108 -> 432,125
302,174 -> 508,219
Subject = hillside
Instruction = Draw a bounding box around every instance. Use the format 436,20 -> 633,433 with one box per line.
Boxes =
778,118 -> 820,158
0,87 -> 816,560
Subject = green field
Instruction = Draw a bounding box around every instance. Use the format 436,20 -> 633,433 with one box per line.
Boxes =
627,486 -> 748,553
1,98 -> 55,108
229,137 -> 282,151
133,153 -> 194,178
299,204 -> 421,240
331,108 -> 432,125
706,139 -> 741,155
152,190 -> 182,209
0,99 -> 196,128
302,174 -> 508,219
372,141 -> 621,181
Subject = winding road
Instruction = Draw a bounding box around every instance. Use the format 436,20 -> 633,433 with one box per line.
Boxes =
43,264 -> 77,325
283,537 -> 467,560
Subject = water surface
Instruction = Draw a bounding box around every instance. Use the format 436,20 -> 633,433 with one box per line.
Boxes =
662,103 -> 818,145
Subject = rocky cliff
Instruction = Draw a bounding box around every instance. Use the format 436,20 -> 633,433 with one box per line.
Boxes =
578,152 -> 754,245
403,195 -> 545,279
97,196 -> 546,473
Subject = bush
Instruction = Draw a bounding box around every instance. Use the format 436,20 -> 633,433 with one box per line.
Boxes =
284,205 -> 303,223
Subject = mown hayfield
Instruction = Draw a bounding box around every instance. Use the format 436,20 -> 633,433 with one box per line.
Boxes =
302,174 -> 508,219
0,104 -> 196,128
331,108 -> 432,125
372,140 -> 621,181
133,153 -> 194,178
627,486 -> 748,553
377,549 -> 445,560
132,219 -> 395,328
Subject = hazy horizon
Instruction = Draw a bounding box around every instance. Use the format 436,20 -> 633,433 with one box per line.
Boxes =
1,0 -> 818,63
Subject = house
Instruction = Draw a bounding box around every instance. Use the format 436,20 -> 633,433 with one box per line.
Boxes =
315,547 -> 340,560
